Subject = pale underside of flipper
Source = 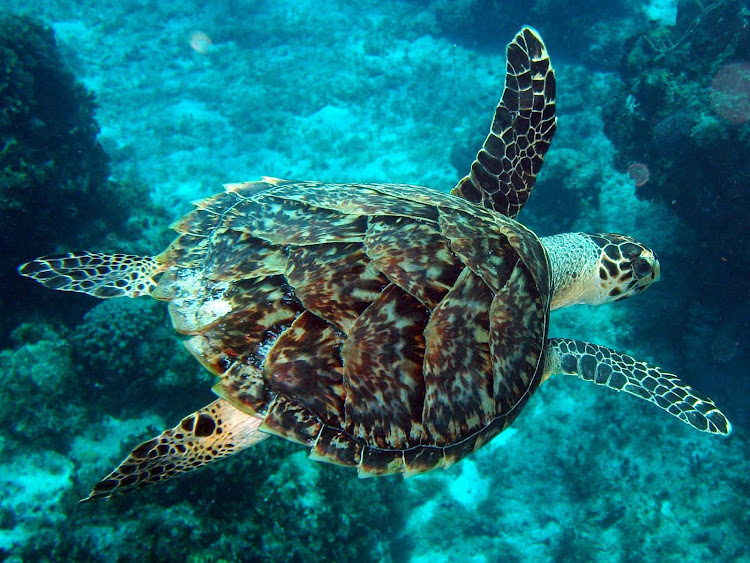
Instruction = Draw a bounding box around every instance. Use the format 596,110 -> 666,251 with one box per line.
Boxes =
545,338 -> 731,435
83,399 -> 269,501
18,252 -> 164,298
452,26 -> 557,218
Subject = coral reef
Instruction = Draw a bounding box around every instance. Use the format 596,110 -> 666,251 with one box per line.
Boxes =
70,298 -> 199,414
1,311 -> 407,561
602,0 -> 750,409
0,323 -> 86,448
407,375 -> 749,561
604,0 -> 750,271
0,1 -> 747,561
0,12 -> 167,342
433,0 -> 632,67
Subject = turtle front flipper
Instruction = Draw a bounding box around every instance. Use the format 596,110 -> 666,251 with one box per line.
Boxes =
18,252 -> 164,298
544,338 -> 731,435
451,26 -> 557,218
83,399 -> 269,501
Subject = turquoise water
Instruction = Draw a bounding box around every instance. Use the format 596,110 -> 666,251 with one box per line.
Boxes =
1,1 -> 748,561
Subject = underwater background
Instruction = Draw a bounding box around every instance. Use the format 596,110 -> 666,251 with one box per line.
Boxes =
0,0 -> 748,560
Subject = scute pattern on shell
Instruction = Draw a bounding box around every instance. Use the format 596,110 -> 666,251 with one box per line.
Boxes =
264,311 -> 346,425
341,283 -> 430,450
285,243 -> 387,332
422,267 -> 494,445
154,178 -> 551,475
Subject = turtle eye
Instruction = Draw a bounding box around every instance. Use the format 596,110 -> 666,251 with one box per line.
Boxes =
621,243 -> 642,259
632,257 -> 653,279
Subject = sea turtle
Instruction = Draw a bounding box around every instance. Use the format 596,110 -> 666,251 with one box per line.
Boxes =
20,27 -> 730,501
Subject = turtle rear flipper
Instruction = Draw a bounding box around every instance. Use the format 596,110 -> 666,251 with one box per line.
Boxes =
545,338 -> 731,435
18,252 -> 164,298
83,399 -> 269,501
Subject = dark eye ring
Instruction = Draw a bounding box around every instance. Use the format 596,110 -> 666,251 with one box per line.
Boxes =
632,257 -> 653,278
621,243 -> 642,259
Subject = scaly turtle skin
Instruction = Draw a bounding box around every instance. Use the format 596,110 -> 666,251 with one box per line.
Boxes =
19,28 -> 730,501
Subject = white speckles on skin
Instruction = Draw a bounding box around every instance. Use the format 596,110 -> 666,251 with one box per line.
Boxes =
165,273 -> 234,333
257,328 -> 286,359
193,282 -> 232,328
540,233 -> 598,310
201,298 -> 232,319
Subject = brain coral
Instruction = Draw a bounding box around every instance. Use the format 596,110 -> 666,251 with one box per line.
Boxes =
71,299 -> 198,413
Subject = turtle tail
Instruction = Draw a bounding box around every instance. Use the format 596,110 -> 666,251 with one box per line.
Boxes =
18,252 -> 165,298
544,338 -> 732,436
82,399 -> 268,501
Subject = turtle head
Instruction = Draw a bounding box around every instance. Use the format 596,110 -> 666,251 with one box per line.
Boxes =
588,233 -> 660,303
542,232 -> 660,310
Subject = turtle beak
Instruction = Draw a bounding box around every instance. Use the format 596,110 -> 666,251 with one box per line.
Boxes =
628,248 -> 661,295
641,249 -> 660,283
629,249 -> 660,294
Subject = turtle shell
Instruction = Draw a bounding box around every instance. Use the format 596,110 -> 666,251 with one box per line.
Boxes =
153,178 -> 552,476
